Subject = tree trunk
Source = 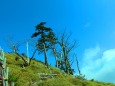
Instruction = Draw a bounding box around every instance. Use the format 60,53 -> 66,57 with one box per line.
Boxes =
76,57 -> 81,75
29,49 -> 37,65
62,46 -> 69,74
15,52 -> 29,66
65,56 -> 69,74
52,48 -> 58,68
43,43 -> 48,68
13,45 -> 17,54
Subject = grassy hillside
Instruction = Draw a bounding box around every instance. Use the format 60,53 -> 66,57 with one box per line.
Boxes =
4,53 -> 115,86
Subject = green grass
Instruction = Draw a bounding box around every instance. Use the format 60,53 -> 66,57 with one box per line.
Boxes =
4,53 -> 115,86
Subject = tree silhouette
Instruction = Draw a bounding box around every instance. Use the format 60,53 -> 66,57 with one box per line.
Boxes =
31,22 -> 57,68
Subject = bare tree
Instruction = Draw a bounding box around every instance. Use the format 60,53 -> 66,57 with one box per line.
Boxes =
52,47 -> 58,68
3,34 -> 22,53
52,32 -> 78,75
3,34 -> 31,66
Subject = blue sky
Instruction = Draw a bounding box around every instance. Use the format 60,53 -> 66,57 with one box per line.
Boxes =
0,0 -> 115,83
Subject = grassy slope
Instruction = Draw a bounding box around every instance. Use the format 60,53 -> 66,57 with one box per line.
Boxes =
4,53 -> 115,86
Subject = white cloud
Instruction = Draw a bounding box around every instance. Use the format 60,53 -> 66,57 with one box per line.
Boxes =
81,46 -> 115,83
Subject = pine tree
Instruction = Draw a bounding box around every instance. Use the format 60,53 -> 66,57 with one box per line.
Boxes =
31,22 -> 57,68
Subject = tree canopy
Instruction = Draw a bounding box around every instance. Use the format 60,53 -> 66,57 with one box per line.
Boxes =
31,22 -> 57,67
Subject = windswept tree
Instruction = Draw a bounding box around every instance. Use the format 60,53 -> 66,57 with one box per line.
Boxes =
31,22 -> 57,68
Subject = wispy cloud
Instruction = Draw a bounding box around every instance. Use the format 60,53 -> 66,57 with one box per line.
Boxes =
81,45 -> 115,83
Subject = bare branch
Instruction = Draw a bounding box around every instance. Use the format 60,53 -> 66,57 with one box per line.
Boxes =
65,32 -> 72,46
3,34 -> 24,53
67,41 -> 76,54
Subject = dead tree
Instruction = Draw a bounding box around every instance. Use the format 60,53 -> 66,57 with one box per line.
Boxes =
56,32 -> 77,75
52,47 -> 59,68
3,34 -> 22,53
75,54 -> 81,75
3,34 -> 32,66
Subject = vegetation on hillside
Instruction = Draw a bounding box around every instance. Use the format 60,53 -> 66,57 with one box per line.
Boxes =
5,53 -> 115,86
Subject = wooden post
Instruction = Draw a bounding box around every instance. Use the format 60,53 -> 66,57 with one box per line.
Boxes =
26,41 -> 30,64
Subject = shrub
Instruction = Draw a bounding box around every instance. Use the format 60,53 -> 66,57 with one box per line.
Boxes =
15,56 -> 20,61
75,74 -> 86,80
91,79 -> 94,81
